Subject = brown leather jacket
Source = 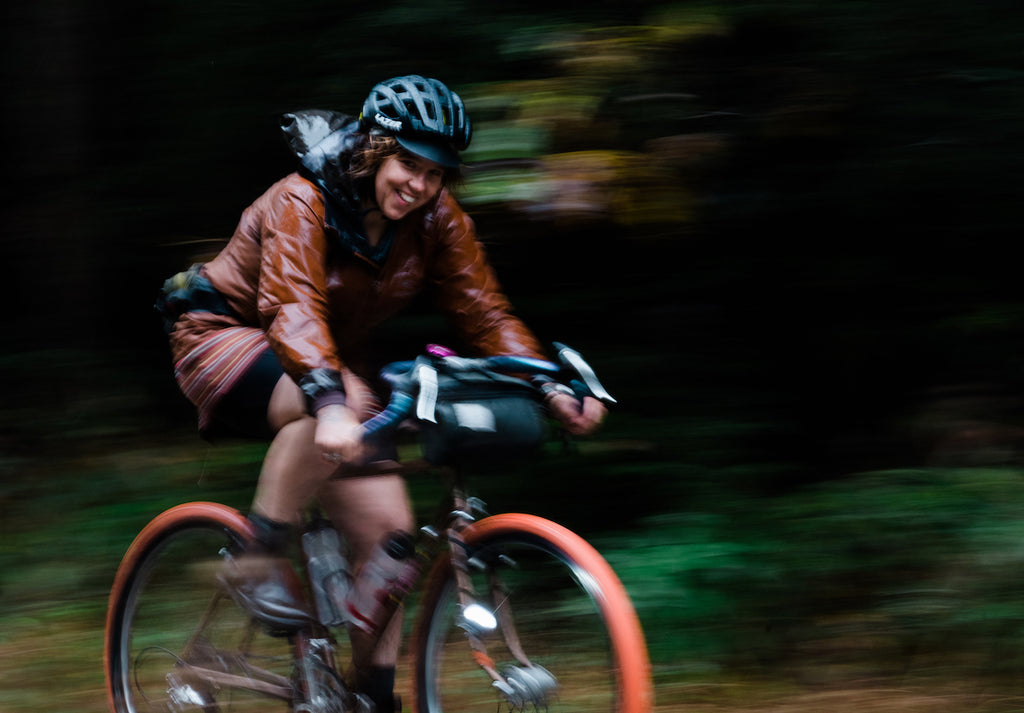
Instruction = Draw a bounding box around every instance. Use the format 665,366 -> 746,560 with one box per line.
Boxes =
170,172 -> 544,408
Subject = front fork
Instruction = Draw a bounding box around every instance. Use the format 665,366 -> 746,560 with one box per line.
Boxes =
446,490 -> 558,708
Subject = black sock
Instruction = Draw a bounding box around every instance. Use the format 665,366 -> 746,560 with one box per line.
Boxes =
356,666 -> 397,713
246,512 -> 292,554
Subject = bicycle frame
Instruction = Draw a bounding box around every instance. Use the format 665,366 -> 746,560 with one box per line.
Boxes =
151,464 -> 535,708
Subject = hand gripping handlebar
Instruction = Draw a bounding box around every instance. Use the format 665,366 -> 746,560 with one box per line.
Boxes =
360,344 -> 615,437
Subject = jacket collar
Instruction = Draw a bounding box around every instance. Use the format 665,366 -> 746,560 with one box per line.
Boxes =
282,110 -> 388,267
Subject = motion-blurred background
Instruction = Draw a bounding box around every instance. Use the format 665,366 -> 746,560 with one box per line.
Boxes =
4,1 -> 1024,710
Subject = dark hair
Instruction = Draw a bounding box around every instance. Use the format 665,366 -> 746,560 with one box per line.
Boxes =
349,134 -> 463,187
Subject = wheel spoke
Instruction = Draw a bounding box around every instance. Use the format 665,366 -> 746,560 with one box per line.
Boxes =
107,515 -> 296,712
417,530 -> 638,713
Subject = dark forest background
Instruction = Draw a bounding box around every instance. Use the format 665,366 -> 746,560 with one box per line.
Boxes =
3,1 -> 1024,710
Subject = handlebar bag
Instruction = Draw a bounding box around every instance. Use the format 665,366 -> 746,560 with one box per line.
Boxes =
420,369 -> 548,467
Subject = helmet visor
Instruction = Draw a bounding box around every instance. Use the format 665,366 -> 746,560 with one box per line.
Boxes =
395,135 -> 461,169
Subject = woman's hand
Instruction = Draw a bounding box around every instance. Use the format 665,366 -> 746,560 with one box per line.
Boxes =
341,372 -> 382,420
315,404 -> 365,465
546,393 -> 607,437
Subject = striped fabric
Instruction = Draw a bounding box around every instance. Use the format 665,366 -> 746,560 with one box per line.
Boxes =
174,326 -> 270,430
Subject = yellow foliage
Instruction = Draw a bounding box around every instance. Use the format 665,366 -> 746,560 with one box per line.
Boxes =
542,150 -> 693,225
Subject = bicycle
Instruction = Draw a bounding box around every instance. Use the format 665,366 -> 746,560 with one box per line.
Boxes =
104,344 -> 653,713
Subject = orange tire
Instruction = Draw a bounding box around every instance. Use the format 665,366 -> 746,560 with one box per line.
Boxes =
103,502 -> 256,713
413,513 -> 653,713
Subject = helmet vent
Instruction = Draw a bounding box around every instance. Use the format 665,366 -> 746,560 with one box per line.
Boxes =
360,74 -> 473,155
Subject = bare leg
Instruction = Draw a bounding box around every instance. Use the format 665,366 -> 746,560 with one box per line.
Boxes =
251,417 -> 337,525
251,375 -> 340,525
319,474 -> 414,668
253,373 -> 413,669
214,376 -> 339,628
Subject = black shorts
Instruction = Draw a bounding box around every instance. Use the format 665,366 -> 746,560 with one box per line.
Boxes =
203,348 -> 284,440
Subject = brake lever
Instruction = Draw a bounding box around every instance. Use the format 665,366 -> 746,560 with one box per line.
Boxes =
553,343 -> 617,405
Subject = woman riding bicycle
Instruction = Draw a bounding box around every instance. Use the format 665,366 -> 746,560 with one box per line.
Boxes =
164,74 -> 606,713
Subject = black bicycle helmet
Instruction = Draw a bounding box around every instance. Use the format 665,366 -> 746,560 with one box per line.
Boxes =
360,75 -> 472,168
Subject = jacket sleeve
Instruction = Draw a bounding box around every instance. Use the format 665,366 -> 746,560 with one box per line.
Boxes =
256,181 -> 347,411
428,192 -> 547,360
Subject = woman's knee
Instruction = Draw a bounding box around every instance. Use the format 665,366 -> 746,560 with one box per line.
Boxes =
266,374 -> 308,432
320,475 -> 414,557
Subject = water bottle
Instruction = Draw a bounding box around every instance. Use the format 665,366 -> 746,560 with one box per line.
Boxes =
346,531 -> 420,633
301,520 -> 351,628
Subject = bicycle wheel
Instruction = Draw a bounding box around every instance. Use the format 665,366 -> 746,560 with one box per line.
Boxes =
413,513 -> 653,713
104,502 -> 296,713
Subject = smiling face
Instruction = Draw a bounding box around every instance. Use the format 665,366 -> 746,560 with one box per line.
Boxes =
373,151 -> 445,221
